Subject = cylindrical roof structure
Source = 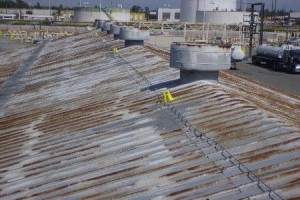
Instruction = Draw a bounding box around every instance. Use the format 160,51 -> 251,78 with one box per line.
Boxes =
170,42 -> 231,71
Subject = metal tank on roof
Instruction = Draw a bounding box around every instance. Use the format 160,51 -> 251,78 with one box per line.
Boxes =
103,22 -> 113,33
170,42 -> 231,71
170,42 -> 231,82
120,27 -> 150,47
110,24 -> 122,39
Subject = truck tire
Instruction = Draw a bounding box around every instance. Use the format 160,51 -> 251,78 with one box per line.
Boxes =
252,56 -> 259,65
273,62 -> 280,71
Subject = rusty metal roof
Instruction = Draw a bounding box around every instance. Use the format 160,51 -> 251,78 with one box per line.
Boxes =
0,31 -> 299,199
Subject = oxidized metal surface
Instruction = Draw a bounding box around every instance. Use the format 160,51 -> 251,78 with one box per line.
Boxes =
170,42 -> 231,71
103,22 -> 113,31
0,45 -> 37,87
120,27 -> 150,41
110,24 -> 121,35
0,31 -> 299,199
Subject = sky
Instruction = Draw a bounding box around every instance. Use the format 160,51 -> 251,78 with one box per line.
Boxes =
25,0 -> 300,11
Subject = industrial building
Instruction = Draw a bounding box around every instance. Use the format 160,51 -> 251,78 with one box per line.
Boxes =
180,0 -> 249,24
0,26 -> 299,199
73,7 -> 130,22
157,8 -> 181,22
0,8 -> 55,16
0,8 -> 56,20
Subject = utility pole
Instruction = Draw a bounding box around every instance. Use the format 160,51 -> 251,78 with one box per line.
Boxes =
99,0 -> 102,20
5,0 -> 7,14
247,3 -> 264,57
49,0 -> 51,16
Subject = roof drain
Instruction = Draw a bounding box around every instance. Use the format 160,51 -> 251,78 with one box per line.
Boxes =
170,42 -> 231,83
120,27 -> 150,47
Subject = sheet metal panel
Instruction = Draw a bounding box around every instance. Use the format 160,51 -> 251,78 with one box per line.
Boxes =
0,31 -> 299,199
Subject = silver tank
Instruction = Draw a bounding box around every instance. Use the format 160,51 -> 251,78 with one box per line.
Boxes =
231,45 -> 245,61
170,42 -> 231,71
103,22 -> 113,31
99,20 -> 105,30
256,45 -> 284,59
110,24 -> 121,35
120,28 -> 150,41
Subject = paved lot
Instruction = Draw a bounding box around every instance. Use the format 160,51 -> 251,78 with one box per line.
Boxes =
233,61 -> 300,96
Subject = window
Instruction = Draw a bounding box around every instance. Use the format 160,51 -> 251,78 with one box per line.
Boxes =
175,12 -> 180,19
162,12 -> 171,20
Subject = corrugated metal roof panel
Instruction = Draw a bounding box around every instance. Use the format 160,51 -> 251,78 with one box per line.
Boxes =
0,31 -> 299,199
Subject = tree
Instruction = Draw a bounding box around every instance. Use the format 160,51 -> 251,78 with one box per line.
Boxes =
0,0 -> 17,8
58,4 -> 63,16
35,2 -> 41,9
16,0 -> 29,8
144,6 -> 150,21
131,5 -> 143,13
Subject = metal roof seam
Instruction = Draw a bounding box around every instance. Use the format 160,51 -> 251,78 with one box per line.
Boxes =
114,52 -> 283,200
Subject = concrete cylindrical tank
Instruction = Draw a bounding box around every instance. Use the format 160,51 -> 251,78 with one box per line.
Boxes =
180,0 -> 198,23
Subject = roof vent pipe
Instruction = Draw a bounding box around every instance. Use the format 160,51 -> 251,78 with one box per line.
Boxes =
110,24 -> 121,40
99,20 -> 105,31
120,27 -> 150,47
103,22 -> 113,34
170,42 -> 231,83
94,19 -> 100,28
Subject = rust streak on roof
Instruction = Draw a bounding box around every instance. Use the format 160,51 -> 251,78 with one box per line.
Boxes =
0,31 -> 299,200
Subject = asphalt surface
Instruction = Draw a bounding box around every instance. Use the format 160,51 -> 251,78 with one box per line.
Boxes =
233,61 -> 300,96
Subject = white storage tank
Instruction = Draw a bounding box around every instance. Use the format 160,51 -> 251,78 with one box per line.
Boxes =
196,11 -> 246,24
180,0 -> 198,23
180,0 -> 238,23
197,0 -> 237,11
73,8 -> 130,22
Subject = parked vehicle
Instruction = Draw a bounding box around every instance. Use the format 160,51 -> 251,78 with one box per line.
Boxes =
252,45 -> 300,73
